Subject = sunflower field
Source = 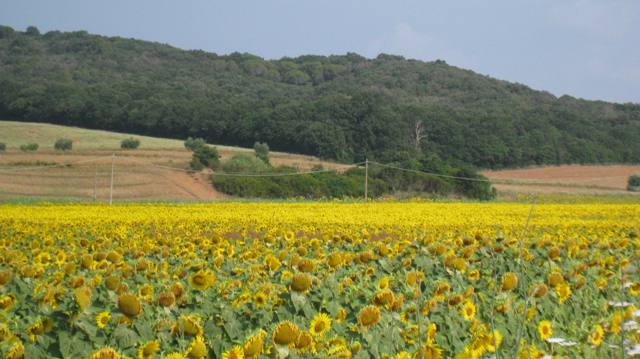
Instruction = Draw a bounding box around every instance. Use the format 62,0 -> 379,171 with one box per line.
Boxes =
0,203 -> 639,358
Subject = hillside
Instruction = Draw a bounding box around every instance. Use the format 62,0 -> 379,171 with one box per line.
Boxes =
0,121 -> 347,201
1,25 -> 639,171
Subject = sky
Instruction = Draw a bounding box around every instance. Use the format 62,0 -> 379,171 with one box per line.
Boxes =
1,0 -> 639,104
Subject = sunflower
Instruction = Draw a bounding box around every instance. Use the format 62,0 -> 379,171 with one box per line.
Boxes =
461,300 -> 476,321
253,292 -> 268,307
588,324 -> 604,346
6,340 -> 25,359
529,283 -> 548,298
89,347 -> 121,359
467,269 -> 480,281
630,281 -> 640,296
294,331 -> 313,353
609,312 -> 623,334
358,305 -> 381,328
164,353 -> 186,359
290,273 -> 312,292
447,294 -> 463,307
158,291 -> 176,307
309,313 -> 331,337
537,320 -> 552,340
272,321 -> 300,346
96,311 -> 111,329
417,342 -> 443,359
74,287 -> 92,310
118,293 -> 142,317
188,270 -> 215,291
0,293 -> 17,311
243,330 -> 266,359
556,282 -> 571,304
500,272 -> 518,291
373,290 -> 395,308
335,307 -> 347,323
221,345 -> 244,359
171,315 -> 204,337
137,340 -> 160,359
186,336 -> 207,359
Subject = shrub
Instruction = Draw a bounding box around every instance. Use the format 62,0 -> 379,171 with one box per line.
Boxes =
184,137 -> 207,151
628,175 -> 640,192
253,141 -> 270,165
54,138 -> 73,151
120,138 -> 140,149
211,166 -> 388,199
0,143 -> 6,151
222,154 -> 270,174
191,145 -> 220,170
19,143 -> 39,152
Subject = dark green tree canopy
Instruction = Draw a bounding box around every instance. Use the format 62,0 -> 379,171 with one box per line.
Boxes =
0,27 -> 638,171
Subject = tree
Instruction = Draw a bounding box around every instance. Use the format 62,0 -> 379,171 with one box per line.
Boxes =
253,141 -> 270,165
0,143 -> 5,151
628,175 -> 640,191
120,138 -> 140,149
412,120 -> 428,151
25,26 -> 40,36
184,137 -> 207,151
54,138 -> 73,151
191,145 -> 220,170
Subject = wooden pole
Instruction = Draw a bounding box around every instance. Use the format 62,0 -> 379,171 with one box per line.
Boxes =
93,163 -> 97,202
109,153 -> 115,205
364,158 -> 368,201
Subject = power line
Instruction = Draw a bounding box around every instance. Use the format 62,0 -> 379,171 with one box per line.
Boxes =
369,161 -> 492,182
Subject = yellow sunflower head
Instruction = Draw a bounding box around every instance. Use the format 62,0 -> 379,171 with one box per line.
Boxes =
537,320 -> 552,340
272,321 -> 300,346
358,305 -> 381,328
309,313 -> 331,337
117,293 -> 142,317
137,340 -> 160,359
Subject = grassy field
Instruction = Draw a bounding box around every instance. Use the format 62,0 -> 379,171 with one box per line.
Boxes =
0,121 -> 349,202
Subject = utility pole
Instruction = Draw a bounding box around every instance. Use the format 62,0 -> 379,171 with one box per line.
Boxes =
109,153 -> 115,205
364,158 -> 368,201
93,163 -> 97,202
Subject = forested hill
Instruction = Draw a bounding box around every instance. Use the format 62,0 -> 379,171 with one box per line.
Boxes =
1,25 -> 639,169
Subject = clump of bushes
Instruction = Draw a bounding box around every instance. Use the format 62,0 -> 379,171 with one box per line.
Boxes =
0,143 -> 6,151
120,138 -> 140,149
222,154 -> 269,174
212,166 -> 387,199
184,137 -> 220,170
254,142 -> 270,165
19,143 -> 39,152
54,138 -> 73,151
191,146 -> 220,170
184,137 -> 207,151
628,175 -> 640,192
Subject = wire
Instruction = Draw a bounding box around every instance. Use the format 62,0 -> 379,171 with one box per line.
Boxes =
368,161 -> 492,182
210,162 -> 365,177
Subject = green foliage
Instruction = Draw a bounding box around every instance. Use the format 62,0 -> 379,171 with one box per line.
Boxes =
253,141 -> 270,165
221,154 -> 269,174
54,138 -> 73,151
628,175 -> 640,191
25,26 -> 40,36
19,143 -> 38,152
0,142 -> 5,151
191,145 -> 220,170
120,138 -> 140,149
212,167 -> 387,199
1,29 -> 638,171
184,137 -> 206,151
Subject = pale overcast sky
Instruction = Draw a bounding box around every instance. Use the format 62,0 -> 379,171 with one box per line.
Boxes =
1,0 -> 638,103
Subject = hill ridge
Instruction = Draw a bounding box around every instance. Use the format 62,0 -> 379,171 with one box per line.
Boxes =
0,24 -> 639,170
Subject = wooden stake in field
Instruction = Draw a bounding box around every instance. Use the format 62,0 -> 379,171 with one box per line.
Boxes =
364,158 -> 368,201
93,163 -> 97,202
109,153 -> 115,205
